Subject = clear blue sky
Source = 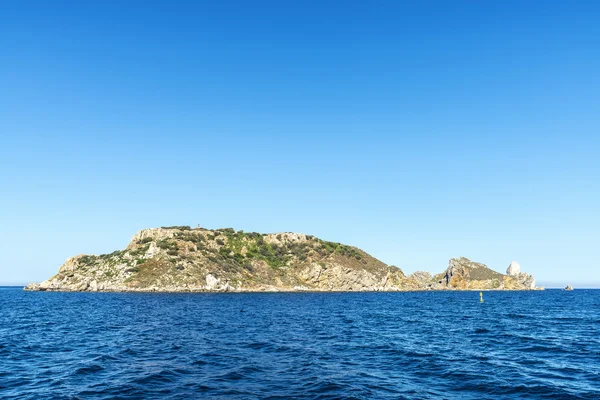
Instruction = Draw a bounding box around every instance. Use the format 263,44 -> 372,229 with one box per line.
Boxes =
1,1 -> 599,287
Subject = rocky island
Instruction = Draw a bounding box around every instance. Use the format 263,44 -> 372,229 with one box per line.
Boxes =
25,226 -> 539,292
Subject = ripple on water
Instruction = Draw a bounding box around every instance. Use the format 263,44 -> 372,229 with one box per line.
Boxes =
74,364 -> 104,375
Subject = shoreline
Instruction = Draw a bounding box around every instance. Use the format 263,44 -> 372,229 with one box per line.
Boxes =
23,286 -> 546,293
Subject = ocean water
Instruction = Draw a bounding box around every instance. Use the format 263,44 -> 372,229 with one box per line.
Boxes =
1,288 -> 599,399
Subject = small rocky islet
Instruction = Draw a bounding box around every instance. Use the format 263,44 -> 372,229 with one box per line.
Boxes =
25,226 -> 539,292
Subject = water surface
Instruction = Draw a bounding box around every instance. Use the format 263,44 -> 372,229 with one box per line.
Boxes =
1,288 -> 599,399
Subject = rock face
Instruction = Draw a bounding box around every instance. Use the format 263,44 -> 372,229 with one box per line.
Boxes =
521,274 -> 537,290
506,261 -> 521,276
24,227 -> 539,292
409,271 -> 432,286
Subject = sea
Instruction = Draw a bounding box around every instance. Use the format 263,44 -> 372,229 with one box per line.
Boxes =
1,287 -> 599,399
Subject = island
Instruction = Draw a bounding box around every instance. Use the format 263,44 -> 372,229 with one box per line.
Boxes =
25,226 -> 539,292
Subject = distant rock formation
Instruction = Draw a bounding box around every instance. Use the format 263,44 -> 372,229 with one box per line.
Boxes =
506,261 -> 521,276
24,227 -> 540,292
422,257 -> 536,290
564,284 -> 574,291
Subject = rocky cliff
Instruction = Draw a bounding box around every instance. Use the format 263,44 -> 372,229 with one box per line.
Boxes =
25,227 -> 539,292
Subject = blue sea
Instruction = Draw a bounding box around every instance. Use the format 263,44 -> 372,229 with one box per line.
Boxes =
1,287 -> 599,399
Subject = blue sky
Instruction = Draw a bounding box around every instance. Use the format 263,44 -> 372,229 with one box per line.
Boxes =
1,1 -> 599,287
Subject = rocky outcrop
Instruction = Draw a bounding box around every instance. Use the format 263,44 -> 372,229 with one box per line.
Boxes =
411,257 -> 538,291
564,284 -> 574,291
24,227 -> 540,292
506,261 -> 521,276
435,257 -> 505,289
